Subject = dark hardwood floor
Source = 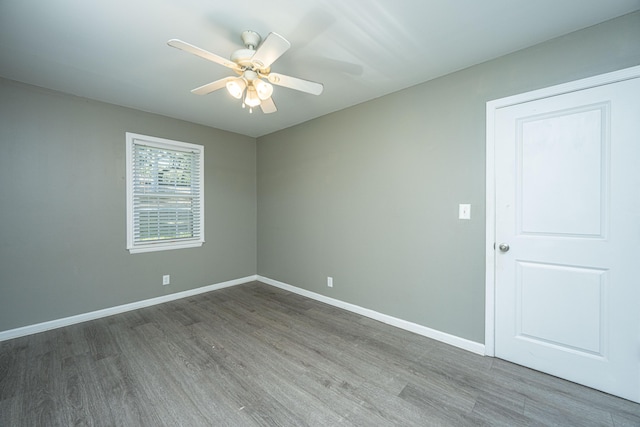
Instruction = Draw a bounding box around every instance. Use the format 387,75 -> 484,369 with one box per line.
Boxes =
1,281 -> 639,426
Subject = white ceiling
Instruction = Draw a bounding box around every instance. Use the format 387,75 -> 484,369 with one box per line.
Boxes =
1,1 -> 638,138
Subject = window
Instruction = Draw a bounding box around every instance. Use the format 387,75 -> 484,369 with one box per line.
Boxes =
126,133 -> 204,253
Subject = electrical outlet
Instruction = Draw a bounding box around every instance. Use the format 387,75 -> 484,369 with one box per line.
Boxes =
327,277 -> 333,288
162,275 -> 170,286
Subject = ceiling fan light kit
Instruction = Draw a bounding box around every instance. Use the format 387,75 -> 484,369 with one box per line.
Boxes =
168,30 -> 323,114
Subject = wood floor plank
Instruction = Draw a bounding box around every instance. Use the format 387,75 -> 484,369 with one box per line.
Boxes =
0,396 -> 19,426
1,281 -> 639,426
470,394 -> 531,427
95,354 -> 164,426
0,339 -> 27,401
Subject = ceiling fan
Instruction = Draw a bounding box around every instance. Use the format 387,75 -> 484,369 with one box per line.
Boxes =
168,31 -> 323,114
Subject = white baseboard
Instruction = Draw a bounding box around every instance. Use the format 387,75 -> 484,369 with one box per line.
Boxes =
0,275 -> 258,342
258,275 -> 486,356
1,274 -> 486,357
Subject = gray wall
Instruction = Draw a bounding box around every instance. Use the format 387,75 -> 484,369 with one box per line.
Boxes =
257,12 -> 640,344
0,80 -> 257,332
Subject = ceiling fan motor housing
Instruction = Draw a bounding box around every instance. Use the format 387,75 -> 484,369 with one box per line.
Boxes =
230,48 -> 255,68
231,31 -> 269,72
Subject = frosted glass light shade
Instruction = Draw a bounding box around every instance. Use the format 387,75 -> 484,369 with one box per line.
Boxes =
244,86 -> 261,107
226,78 -> 246,99
255,79 -> 274,100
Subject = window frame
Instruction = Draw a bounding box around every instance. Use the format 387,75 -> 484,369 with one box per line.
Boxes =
125,132 -> 204,254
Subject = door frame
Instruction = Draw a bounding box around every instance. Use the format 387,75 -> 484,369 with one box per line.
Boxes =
484,65 -> 640,357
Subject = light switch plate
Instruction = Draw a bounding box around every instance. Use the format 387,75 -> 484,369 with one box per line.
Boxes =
459,204 -> 471,220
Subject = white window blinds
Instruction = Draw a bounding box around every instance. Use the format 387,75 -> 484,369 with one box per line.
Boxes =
126,133 -> 204,253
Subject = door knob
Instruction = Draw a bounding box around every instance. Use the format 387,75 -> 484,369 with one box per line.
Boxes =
498,243 -> 510,252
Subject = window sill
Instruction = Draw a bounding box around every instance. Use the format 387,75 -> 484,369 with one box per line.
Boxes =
127,241 -> 204,254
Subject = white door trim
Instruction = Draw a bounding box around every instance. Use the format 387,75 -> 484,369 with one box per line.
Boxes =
484,65 -> 640,357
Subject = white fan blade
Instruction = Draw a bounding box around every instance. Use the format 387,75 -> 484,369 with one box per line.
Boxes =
191,77 -> 234,95
260,97 -> 277,114
267,72 -> 323,95
251,32 -> 291,69
168,39 -> 240,71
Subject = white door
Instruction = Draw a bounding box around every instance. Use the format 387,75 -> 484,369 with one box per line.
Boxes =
493,76 -> 640,403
